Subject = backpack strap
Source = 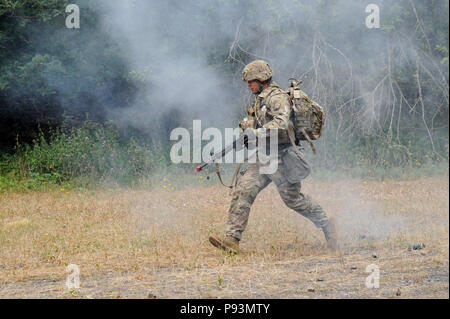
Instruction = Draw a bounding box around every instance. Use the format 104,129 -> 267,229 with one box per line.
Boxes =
300,127 -> 317,154
287,121 -> 316,157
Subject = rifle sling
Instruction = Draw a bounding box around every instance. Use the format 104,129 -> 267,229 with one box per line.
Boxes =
207,161 -> 246,189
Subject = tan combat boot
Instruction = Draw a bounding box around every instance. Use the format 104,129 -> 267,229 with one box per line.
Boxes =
322,217 -> 339,251
209,235 -> 240,254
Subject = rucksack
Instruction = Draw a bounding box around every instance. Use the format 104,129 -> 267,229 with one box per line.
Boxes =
285,78 -> 325,154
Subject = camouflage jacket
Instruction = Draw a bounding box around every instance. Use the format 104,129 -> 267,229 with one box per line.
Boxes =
241,82 -> 292,145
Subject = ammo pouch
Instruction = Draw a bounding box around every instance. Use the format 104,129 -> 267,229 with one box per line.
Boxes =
281,146 -> 311,183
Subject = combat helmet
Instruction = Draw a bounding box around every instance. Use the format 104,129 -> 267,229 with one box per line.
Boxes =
241,60 -> 274,82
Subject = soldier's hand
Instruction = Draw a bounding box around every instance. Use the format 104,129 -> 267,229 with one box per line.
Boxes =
239,117 -> 254,130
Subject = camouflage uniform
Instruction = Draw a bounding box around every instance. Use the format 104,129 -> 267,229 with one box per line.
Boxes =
226,81 -> 330,241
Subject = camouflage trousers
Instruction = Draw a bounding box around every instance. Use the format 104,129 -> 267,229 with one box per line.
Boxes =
226,161 -> 329,241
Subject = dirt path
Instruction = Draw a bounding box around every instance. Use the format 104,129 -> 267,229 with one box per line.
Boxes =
1,246 -> 448,299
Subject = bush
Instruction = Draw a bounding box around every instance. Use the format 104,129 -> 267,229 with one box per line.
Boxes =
1,120 -> 167,188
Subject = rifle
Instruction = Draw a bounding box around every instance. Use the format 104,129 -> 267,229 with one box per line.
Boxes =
195,134 -> 247,188
195,134 -> 246,172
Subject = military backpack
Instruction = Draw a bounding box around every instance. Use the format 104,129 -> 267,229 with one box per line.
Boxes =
285,79 -> 325,154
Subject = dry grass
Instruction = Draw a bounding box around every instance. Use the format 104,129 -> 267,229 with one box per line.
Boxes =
0,176 -> 448,298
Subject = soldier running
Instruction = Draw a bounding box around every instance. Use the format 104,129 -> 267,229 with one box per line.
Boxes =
209,60 -> 338,253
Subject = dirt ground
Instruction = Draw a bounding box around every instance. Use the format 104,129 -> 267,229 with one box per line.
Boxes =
0,176 -> 448,298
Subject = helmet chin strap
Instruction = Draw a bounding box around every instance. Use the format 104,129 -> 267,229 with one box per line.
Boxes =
256,80 -> 264,94
254,78 -> 272,94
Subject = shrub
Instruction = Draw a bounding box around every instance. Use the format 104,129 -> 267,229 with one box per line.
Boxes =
2,120 -> 167,187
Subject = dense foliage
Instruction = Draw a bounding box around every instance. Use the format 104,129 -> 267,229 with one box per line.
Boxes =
0,0 -> 138,146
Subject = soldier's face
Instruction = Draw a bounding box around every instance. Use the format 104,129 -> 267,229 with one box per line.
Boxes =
247,80 -> 260,94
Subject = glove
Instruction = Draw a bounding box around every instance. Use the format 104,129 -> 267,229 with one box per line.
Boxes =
239,117 -> 255,130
